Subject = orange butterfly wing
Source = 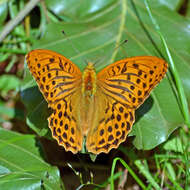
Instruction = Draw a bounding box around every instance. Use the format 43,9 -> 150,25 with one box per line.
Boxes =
26,49 -> 83,153
86,56 -> 168,154
97,56 -> 168,109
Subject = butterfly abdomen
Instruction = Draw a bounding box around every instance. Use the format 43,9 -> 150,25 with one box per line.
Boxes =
82,62 -> 97,97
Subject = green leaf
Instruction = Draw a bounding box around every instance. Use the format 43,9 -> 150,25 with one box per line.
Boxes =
22,0 -> 187,150
0,75 -> 21,96
0,100 -> 24,122
150,0 -> 182,10
0,128 -> 64,190
20,86 -> 51,137
45,0 -> 116,20
0,1 -> 8,25
44,0 -> 182,20
163,136 -> 184,153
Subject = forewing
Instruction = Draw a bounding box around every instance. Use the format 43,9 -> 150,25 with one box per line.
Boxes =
97,56 -> 168,109
26,49 -> 82,105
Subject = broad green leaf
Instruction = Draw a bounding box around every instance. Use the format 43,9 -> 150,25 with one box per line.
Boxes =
150,0 -> 182,10
44,0 -> 182,20
22,0 -> 187,150
0,128 -> 64,190
20,87 -> 50,137
45,0 -> 115,20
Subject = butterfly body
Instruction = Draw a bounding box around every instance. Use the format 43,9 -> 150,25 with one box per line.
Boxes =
26,49 -> 168,154
82,62 -> 96,97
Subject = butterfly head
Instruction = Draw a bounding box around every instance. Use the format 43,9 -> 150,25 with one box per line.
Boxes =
86,62 -> 95,69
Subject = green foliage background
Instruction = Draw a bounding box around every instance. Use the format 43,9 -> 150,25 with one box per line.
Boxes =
0,0 -> 189,189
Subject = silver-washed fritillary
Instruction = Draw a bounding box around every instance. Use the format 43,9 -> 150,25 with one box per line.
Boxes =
26,49 -> 168,154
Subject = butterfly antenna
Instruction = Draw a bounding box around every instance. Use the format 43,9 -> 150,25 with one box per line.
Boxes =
114,39 -> 128,51
94,40 -> 129,68
62,30 -> 89,65
62,30 -> 80,55
92,57 -> 103,67
112,39 -> 129,60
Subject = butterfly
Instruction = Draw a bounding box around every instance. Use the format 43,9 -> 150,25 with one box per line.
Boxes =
26,49 -> 168,154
